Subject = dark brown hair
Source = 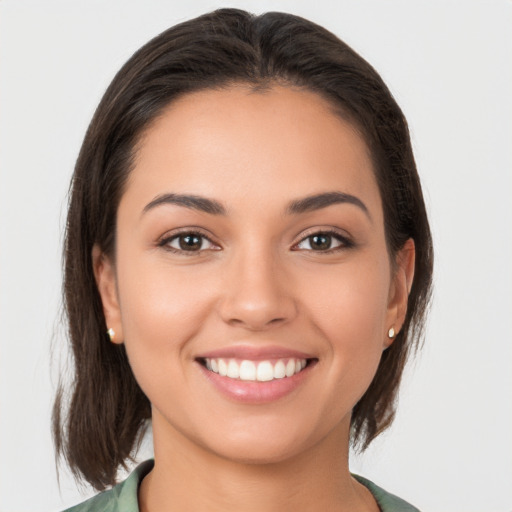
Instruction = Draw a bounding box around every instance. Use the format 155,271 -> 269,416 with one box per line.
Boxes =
53,8 -> 433,491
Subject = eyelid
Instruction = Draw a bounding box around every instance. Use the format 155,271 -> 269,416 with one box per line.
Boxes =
291,228 -> 354,252
157,227 -> 221,253
156,226 -> 353,254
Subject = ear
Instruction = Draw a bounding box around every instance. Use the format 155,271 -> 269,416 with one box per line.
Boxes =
92,244 -> 124,344
384,238 -> 415,348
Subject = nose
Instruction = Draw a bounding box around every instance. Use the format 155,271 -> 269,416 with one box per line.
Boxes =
218,248 -> 297,331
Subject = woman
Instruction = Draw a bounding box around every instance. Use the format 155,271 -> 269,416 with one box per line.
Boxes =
54,8 -> 433,512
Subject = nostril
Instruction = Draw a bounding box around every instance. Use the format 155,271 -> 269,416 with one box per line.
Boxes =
269,317 -> 286,324
225,315 -> 288,331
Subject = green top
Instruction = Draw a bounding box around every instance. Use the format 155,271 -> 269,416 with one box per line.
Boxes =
63,460 -> 420,512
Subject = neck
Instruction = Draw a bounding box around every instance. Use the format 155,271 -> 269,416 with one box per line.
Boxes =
139,415 -> 377,512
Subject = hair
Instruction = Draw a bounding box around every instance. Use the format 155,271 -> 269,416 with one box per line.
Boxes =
53,8 -> 433,491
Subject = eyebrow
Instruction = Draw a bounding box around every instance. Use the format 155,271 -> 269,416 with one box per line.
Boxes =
142,191 -> 370,219
286,191 -> 371,219
142,193 -> 226,216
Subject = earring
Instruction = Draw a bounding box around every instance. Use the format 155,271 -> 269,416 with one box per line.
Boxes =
388,327 -> 395,339
107,328 -> 115,342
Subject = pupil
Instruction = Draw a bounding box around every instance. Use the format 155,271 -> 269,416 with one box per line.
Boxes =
179,234 -> 201,251
311,234 -> 331,250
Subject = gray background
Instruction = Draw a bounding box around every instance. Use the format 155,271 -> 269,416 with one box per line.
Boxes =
1,1 -> 511,510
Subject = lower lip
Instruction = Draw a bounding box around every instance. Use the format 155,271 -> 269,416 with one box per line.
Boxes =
198,362 -> 314,404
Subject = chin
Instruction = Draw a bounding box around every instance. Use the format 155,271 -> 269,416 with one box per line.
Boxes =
213,440 -> 307,466
197,417 -> 331,466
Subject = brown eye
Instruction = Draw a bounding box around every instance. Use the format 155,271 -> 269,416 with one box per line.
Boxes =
178,234 -> 202,251
294,231 -> 349,252
162,232 -> 218,253
309,234 -> 332,250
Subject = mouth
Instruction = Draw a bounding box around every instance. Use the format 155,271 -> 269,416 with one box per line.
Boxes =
198,357 -> 315,382
195,346 -> 318,403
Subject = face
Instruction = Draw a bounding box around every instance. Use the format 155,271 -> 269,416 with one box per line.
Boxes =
94,85 -> 413,465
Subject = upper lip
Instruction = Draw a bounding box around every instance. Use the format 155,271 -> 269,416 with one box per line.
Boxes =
195,345 -> 317,361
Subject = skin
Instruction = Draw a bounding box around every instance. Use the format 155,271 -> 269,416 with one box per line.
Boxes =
94,85 -> 415,511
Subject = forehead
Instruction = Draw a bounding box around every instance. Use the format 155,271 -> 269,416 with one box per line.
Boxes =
125,85 -> 381,219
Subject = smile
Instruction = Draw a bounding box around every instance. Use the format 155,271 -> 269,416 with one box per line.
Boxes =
203,358 -> 307,382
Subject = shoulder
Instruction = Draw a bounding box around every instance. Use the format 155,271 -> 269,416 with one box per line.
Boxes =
353,474 -> 421,512
61,460 -> 154,512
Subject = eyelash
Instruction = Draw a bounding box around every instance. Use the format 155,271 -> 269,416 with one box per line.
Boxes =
157,229 -> 220,256
291,229 -> 354,254
158,229 -> 354,255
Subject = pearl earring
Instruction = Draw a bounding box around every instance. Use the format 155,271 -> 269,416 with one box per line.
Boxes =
388,327 -> 395,339
107,328 -> 115,342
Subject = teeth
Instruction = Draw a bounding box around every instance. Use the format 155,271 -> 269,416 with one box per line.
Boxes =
285,360 -> 295,377
227,360 -> 240,378
239,360 -> 256,381
218,359 -> 228,376
203,357 -> 308,381
274,360 -> 286,379
256,361 -> 273,382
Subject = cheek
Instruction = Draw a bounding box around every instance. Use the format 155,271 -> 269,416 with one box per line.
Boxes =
115,255 -> 218,389
306,257 -> 389,323
300,260 -> 390,377
118,251 -> 216,330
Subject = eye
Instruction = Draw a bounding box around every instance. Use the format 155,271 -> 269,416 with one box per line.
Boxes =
160,231 -> 219,253
293,231 -> 351,252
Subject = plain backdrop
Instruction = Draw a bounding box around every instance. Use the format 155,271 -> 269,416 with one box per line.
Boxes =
1,1 -> 511,511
